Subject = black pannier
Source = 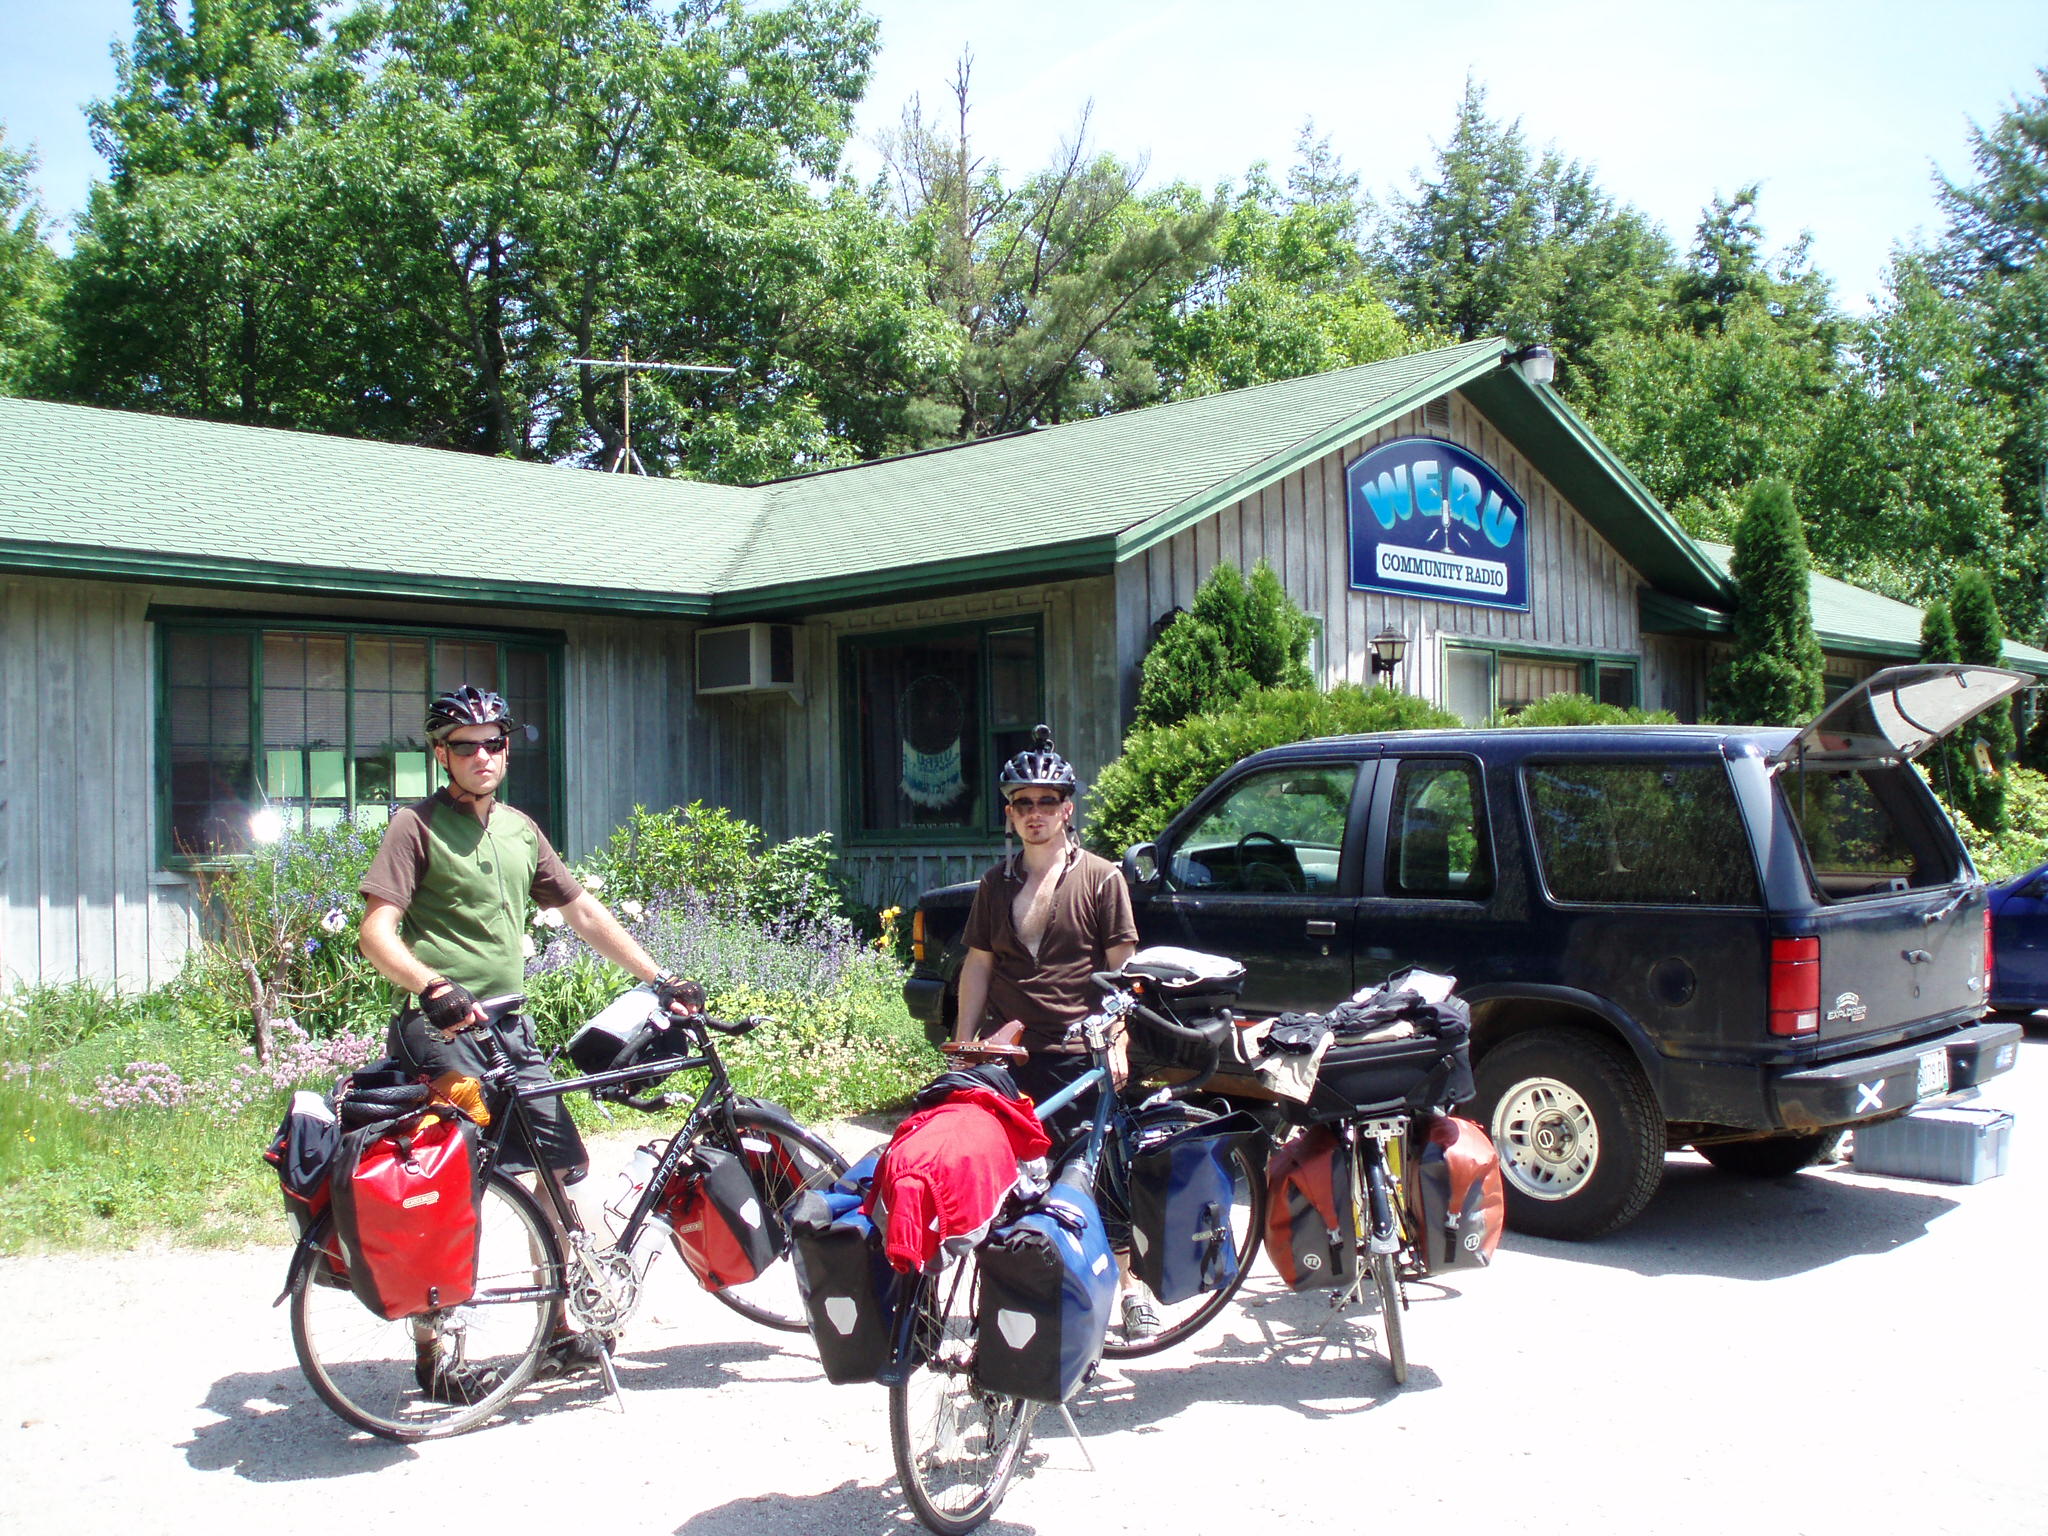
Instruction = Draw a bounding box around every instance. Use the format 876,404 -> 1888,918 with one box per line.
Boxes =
789,1153 -> 899,1385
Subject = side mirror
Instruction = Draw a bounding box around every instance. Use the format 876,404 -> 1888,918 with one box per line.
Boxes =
1122,842 -> 1161,893
2025,874 -> 2048,900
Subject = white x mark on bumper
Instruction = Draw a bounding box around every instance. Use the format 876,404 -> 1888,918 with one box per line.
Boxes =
1855,1080 -> 1887,1113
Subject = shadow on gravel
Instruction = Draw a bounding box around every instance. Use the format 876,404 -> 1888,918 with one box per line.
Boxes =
182,1338 -> 804,1480
676,1477 -> 1035,1536
1506,1158 -> 1959,1282
1087,1283 -> 1429,1432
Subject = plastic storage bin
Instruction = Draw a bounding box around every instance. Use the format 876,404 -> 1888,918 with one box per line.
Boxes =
1851,1105 -> 2012,1184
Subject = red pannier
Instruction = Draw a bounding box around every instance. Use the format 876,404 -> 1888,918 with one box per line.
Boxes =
329,1111 -> 486,1320
1262,1124 -> 1357,1291
663,1144 -> 778,1291
1406,1114 -> 1505,1273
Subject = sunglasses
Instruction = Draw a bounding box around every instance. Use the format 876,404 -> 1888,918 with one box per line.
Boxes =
446,736 -> 512,759
1008,794 -> 1067,811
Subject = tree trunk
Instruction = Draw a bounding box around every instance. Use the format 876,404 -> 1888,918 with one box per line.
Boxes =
242,957 -> 274,1064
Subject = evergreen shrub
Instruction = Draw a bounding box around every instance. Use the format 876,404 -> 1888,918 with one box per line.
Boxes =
1083,683 -> 1458,855
1489,694 -> 1678,727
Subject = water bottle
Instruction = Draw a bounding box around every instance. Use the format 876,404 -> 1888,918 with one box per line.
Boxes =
605,1142 -> 663,1237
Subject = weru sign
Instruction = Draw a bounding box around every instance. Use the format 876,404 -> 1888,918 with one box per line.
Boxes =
1346,437 -> 1530,612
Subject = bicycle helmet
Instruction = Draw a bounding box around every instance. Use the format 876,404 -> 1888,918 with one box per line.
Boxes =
426,684 -> 515,742
998,724 -> 1077,796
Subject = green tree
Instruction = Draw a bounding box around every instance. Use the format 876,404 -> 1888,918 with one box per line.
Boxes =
879,56 -> 1221,442
1709,480 -> 1825,725
1801,252 -> 2019,609
1917,599 -> 1974,806
1937,69 -> 2048,606
1145,129 -> 1410,398
58,0 -> 919,480
1373,78 -> 1673,396
1133,559 -> 1315,728
0,128 -> 61,393
1952,566 -> 2015,829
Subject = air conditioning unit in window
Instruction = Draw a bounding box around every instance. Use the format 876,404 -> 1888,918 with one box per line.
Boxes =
696,623 -> 799,696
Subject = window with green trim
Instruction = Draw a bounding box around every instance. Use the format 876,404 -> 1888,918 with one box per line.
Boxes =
843,619 -> 1042,839
157,619 -> 562,863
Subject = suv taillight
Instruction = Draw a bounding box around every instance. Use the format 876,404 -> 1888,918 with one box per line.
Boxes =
912,908 -> 927,964
1769,937 -> 1821,1036
1984,906 -> 1995,995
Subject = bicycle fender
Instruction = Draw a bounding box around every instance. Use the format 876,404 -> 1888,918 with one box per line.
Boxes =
732,1095 -> 808,1138
276,1224 -> 331,1307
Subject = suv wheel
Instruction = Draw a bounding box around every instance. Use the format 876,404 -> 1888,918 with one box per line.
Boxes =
1474,1028 -> 1664,1241
1695,1130 -> 1845,1179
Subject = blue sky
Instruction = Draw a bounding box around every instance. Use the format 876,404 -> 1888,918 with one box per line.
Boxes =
4,0 -> 2043,310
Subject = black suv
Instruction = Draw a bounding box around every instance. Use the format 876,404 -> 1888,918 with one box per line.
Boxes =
904,666 -> 2028,1239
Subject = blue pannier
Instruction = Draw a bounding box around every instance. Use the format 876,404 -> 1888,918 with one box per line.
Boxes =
1126,1110 -> 1260,1304
788,1153 -> 898,1385
972,1155 -> 1116,1404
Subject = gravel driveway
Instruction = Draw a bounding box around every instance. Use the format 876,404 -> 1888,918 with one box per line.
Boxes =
6,1042 -> 2047,1536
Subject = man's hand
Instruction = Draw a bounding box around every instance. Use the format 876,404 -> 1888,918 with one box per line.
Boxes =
420,979 -> 483,1038
652,972 -> 704,1018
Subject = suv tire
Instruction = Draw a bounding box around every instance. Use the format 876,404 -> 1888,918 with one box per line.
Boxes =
1695,1129 -> 1845,1179
1474,1027 -> 1663,1241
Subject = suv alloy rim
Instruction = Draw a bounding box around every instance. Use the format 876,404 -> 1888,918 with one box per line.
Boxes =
1492,1075 -> 1601,1201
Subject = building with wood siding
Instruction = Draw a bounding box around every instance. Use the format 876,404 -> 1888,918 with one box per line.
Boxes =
4,337 -> 2042,990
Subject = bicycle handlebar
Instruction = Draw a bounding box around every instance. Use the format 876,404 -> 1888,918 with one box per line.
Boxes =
1089,970 -> 1223,1098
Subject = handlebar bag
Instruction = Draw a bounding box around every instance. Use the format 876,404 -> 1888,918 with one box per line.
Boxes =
662,1143 -> 779,1291
972,1156 -> 1116,1404
329,1111 -> 485,1320
1262,1124 -> 1358,1291
788,1174 -> 898,1385
1126,1110 -> 1261,1304
1405,1114 -> 1505,1273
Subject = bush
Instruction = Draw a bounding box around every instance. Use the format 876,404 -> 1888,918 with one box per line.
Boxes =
1084,683 -> 1459,854
583,803 -> 851,935
1491,694 -> 1678,727
1947,764 -> 2048,882
1709,479 -> 1825,726
1133,560 -> 1315,728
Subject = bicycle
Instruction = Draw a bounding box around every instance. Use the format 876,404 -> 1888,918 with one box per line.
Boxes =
886,959 -> 1265,1534
280,992 -> 847,1440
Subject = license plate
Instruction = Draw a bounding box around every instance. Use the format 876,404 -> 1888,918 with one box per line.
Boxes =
1916,1048 -> 1950,1101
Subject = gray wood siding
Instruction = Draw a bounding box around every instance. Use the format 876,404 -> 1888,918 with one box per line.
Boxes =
786,578 -> 1120,910
1116,391 -> 1645,711
2,576 -> 193,989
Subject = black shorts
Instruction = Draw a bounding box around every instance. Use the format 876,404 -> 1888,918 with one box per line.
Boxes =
387,1007 -> 590,1184
1010,1052 -> 1099,1153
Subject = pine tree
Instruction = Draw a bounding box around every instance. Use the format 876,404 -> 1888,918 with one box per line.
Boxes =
1133,559 -> 1314,728
1918,600 -> 1972,811
1710,480 -> 1825,725
1951,567 -> 2014,829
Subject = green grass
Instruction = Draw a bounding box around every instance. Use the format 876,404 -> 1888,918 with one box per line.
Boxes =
0,955 -> 941,1254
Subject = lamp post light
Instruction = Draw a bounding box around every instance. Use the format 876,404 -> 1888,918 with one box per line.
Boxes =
1370,628 -> 1408,681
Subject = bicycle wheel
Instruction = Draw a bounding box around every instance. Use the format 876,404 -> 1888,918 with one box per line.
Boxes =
1370,1247 -> 1408,1385
1101,1103 -> 1268,1359
889,1250 -> 1035,1535
703,1108 -> 849,1333
292,1171 -> 562,1440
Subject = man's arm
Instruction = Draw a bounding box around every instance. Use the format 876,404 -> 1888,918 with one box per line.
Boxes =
359,898 -> 485,1026
556,893 -> 665,985
955,947 -> 995,1043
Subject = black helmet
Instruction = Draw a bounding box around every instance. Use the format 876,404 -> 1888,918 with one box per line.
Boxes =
999,724 -> 1076,796
426,685 -> 514,742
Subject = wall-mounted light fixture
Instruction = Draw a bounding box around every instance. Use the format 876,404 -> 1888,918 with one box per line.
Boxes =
1370,628 -> 1408,679
1508,344 -> 1556,387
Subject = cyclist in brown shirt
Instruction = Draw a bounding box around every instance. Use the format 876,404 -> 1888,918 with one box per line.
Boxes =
954,726 -> 1160,1338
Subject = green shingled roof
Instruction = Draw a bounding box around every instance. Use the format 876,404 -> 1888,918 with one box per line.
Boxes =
1696,542 -> 2048,674
0,396 -> 757,614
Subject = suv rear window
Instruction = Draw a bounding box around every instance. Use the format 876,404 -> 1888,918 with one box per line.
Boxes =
1524,760 -> 1761,907
1784,765 -> 1961,899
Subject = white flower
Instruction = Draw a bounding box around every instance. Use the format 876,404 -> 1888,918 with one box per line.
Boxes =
319,908 -> 347,934
583,872 -> 604,892
530,908 -> 546,926
540,906 -> 565,928
521,935 -> 537,958
621,899 -> 644,918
